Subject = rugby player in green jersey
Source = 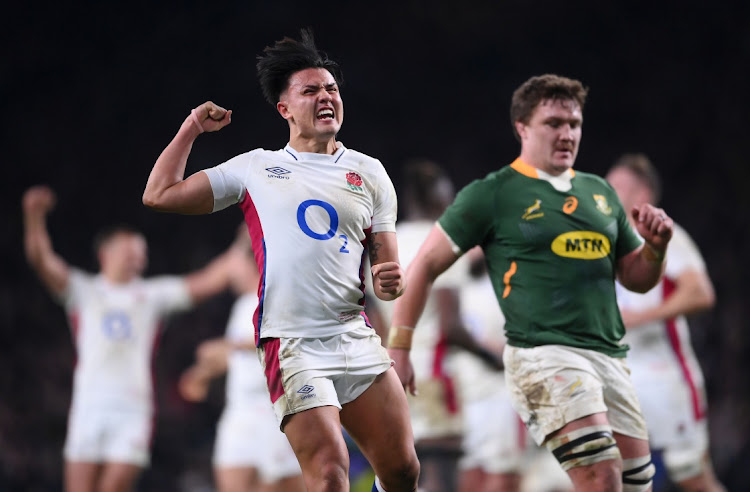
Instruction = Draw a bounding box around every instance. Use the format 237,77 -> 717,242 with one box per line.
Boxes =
388,74 -> 673,492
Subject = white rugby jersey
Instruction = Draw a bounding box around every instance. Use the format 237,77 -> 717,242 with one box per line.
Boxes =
453,272 -> 506,403
204,144 -> 397,342
224,293 -> 268,407
370,220 -> 470,380
61,269 -> 191,413
616,223 -> 708,419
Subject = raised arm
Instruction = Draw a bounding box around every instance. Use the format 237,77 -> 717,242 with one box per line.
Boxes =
183,231 -> 249,304
388,225 -> 461,394
142,101 -> 232,215
22,186 -> 70,296
617,203 -> 674,293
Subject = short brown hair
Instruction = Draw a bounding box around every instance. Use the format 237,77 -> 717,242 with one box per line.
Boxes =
610,153 -> 662,204
510,74 -> 588,142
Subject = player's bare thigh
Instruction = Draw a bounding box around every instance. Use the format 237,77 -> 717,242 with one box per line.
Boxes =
339,368 -> 419,490
65,461 -> 100,492
283,405 -> 350,491
98,462 -> 142,492
214,466 -> 260,492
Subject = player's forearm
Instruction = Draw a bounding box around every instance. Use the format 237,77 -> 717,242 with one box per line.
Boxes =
143,116 -> 201,210
23,213 -> 69,292
185,249 -> 234,303
630,273 -> 715,326
618,244 -> 666,293
23,212 -> 50,266
390,262 -> 434,331
441,321 -> 503,369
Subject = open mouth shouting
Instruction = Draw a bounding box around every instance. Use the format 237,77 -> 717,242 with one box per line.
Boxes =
317,108 -> 335,121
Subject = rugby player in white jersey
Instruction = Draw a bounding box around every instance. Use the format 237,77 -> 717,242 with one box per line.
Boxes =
455,249 -> 572,492
607,154 -> 726,492
142,29 -> 419,492
22,185 -> 238,492
368,160 -> 502,492
180,227 -> 304,492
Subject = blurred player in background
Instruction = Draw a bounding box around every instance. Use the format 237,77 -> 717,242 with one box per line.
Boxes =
179,226 -> 304,492
389,74 -> 675,492
22,185 -> 237,492
607,154 -> 726,492
142,29 -> 419,492
369,160 -> 502,492
455,249 -> 573,492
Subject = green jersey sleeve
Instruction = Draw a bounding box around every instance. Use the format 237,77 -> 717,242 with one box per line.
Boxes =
438,178 -> 495,253
611,189 -> 643,259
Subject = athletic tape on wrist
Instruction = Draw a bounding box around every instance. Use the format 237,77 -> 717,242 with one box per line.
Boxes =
387,325 -> 414,350
643,243 -> 665,263
190,108 -> 205,133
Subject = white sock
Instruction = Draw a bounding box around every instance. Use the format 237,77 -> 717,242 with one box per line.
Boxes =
373,476 -> 387,492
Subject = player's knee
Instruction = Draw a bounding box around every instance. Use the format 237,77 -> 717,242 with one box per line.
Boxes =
314,460 -> 349,489
379,454 -> 420,491
622,455 -> 655,492
300,444 -> 349,488
546,424 -> 621,471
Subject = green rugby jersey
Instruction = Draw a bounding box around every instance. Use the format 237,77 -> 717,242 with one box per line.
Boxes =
439,158 -> 642,357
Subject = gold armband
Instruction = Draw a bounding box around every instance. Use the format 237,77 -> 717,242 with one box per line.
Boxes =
387,325 -> 415,350
643,243 -> 666,263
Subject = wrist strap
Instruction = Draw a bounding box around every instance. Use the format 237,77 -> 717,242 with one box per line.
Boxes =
190,108 -> 205,133
643,243 -> 665,263
387,325 -> 414,350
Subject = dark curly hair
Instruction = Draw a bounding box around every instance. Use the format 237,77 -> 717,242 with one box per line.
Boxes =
256,28 -> 344,106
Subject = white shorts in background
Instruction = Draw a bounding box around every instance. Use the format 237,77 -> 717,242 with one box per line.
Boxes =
258,324 -> 393,427
459,389 -> 527,474
64,407 -> 152,466
628,355 -> 710,482
503,344 -> 648,445
408,378 -> 462,442
213,403 -> 301,481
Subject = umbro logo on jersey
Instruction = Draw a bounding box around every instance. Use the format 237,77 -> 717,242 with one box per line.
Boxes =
266,166 -> 291,180
522,199 -> 544,220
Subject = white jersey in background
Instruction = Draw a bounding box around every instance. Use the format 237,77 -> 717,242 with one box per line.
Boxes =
61,269 -> 191,414
223,293 -> 266,406
204,144 -> 397,343
616,223 -> 709,451
214,292 -> 300,477
371,220 -> 470,439
452,272 -> 525,473
454,273 -> 573,491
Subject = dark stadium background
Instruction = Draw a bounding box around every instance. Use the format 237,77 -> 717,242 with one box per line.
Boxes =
2,2 -> 748,490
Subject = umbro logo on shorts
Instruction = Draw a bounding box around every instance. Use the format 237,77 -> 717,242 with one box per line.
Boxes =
297,385 -> 315,394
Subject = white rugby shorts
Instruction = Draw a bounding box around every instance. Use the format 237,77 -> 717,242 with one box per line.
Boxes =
64,407 -> 152,466
213,402 -> 301,481
258,323 -> 393,427
503,344 -> 649,445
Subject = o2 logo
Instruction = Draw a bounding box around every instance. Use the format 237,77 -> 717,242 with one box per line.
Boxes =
297,199 -> 350,253
102,311 -> 133,340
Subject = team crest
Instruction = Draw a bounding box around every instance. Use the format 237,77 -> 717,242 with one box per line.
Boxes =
522,199 -> 544,220
593,194 -> 612,215
346,172 -> 363,192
